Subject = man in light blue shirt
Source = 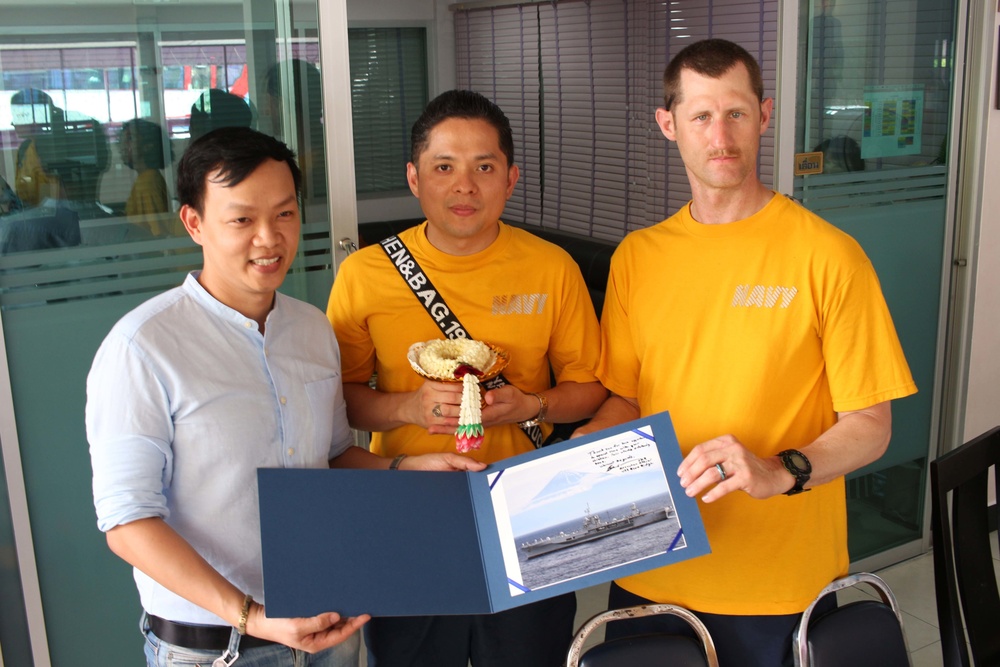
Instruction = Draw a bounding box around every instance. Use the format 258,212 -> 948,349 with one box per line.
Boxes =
87,127 -> 484,667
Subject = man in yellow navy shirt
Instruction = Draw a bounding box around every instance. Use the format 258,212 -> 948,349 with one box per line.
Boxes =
576,38 -> 917,666
328,90 -> 607,667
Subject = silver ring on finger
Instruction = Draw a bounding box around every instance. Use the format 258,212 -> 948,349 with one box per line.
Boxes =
432,404 -> 443,418
715,463 -> 727,482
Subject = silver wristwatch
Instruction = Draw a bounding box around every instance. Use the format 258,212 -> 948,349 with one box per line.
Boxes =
518,392 -> 548,428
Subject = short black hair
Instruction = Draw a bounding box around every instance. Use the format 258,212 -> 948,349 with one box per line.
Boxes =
188,89 -> 253,143
264,59 -> 323,118
410,90 -> 514,167
662,38 -> 764,111
120,118 -> 173,170
176,127 -> 301,213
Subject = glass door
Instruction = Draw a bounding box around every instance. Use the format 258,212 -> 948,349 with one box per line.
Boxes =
0,1 -> 340,664
793,0 -> 957,561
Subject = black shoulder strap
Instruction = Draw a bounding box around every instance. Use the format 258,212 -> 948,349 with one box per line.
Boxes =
379,234 -> 546,448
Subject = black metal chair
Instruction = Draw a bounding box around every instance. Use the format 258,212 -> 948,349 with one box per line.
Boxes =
792,572 -> 911,667
565,603 -> 719,667
930,425 -> 1000,667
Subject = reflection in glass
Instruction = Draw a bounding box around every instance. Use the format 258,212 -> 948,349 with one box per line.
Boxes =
0,29 -> 338,297
188,88 -> 253,144
120,117 -> 174,237
795,0 -> 958,564
798,0 -> 954,174
265,58 -> 326,203
0,2 -> 359,664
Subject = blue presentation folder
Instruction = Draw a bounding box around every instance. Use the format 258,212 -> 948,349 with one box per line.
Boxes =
258,411 -> 710,618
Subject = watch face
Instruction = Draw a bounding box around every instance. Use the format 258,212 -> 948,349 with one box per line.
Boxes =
784,451 -> 811,474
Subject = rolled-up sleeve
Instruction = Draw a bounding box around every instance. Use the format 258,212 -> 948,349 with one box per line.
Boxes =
87,332 -> 174,532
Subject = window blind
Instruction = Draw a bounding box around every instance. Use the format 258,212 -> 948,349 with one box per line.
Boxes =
349,27 -> 429,194
455,6 -> 542,223
537,0 -> 637,240
453,0 -> 778,240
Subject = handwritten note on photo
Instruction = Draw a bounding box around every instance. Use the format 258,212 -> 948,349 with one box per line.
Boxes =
488,423 -> 693,596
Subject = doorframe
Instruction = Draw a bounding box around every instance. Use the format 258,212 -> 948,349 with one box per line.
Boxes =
316,0 -> 359,274
938,0 -> 1000,519
0,315 -> 51,667
941,1 -> 1000,450
775,0 -> 800,194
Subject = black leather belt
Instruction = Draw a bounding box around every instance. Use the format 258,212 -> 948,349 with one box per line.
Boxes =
148,614 -> 278,651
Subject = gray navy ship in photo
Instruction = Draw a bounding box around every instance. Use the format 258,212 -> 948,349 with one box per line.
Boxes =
519,502 -> 674,559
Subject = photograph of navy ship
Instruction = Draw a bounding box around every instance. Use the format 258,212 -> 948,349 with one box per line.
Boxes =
490,430 -> 686,592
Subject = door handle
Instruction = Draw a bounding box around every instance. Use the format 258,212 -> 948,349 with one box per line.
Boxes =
338,237 -> 358,255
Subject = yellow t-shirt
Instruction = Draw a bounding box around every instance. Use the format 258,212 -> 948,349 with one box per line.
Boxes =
126,169 -> 171,237
328,222 -> 602,464
15,140 -> 62,206
599,193 -> 917,615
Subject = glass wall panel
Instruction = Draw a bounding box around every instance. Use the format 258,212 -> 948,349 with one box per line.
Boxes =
794,0 -> 956,560
0,1 -> 334,663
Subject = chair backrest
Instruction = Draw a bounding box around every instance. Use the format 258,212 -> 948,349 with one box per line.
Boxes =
566,603 -> 719,667
930,425 -> 1000,667
793,572 -> 911,667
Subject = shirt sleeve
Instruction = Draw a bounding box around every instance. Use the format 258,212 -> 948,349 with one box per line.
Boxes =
821,259 -> 917,412
546,253 -> 602,386
596,244 -> 642,399
326,254 -> 379,386
324,328 -> 355,460
86,331 -> 174,532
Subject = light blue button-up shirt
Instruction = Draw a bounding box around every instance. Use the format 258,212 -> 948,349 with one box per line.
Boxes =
87,272 -> 352,625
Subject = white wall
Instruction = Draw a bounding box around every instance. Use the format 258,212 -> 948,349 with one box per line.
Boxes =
962,6 -> 1000,443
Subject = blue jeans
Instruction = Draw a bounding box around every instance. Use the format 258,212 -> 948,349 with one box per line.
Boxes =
141,613 -> 361,667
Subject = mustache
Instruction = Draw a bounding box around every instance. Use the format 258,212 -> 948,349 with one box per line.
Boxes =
707,149 -> 741,159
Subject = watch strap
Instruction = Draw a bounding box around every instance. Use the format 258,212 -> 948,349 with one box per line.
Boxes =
518,392 -> 548,428
778,449 -> 812,496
